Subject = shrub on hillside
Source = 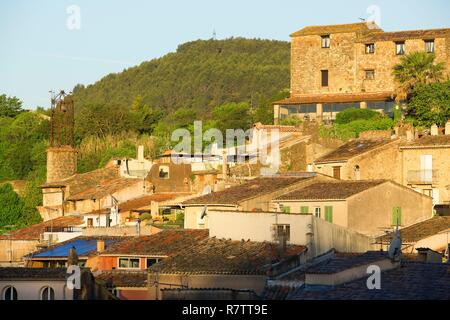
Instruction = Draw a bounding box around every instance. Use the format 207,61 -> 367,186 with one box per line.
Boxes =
335,108 -> 382,125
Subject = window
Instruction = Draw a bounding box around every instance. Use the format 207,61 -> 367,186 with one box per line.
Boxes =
118,257 -> 140,269
40,287 -> 55,300
333,166 -> 341,180
158,166 -> 169,179
314,207 -> 321,219
282,206 -> 291,214
3,286 -> 17,300
395,42 -> 405,55
365,43 -> 375,54
146,258 -> 159,268
392,207 -> 402,226
354,165 -> 361,180
325,206 -> 333,223
365,70 -> 375,80
300,206 -> 309,215
87,218 -> 93,227
321,70 -> 329,87
321,35 -> 330,48
425,40 -> 435,53
273,224 -> 290,242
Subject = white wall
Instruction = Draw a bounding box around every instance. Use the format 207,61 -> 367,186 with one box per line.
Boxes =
0,280 -> 72,300
208,210 -> 376,257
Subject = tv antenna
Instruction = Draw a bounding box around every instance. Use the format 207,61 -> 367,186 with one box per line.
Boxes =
212,29 -> 217,40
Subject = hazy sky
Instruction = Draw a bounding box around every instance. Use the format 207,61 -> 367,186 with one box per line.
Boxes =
1,0 -> 449,108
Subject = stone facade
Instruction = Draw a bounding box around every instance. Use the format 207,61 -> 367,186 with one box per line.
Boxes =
46,146 -> 77,183
275,22 -> 450,123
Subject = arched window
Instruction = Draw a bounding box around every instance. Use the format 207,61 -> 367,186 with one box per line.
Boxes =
40,286 -> 55,300
3,286 -> 18,300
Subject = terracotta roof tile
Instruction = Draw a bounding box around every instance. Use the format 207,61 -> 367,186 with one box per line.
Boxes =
0,216 -> 84,240
101,229 -> 209,256
359,28 -> 450,42
314,138 -> 397,163
291,22 -> 382,37
276,180 -> 386,201
118,193 -> 184,212
377,216 -> 450,243
400,135 -> 450,149
96,270 -> 147,288
183,175 -> 316,205
273,92 -> 393,105
0,268 -> 68,280
149,238 -> 306,275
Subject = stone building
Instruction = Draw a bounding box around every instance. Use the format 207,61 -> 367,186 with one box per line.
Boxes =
273,180 -> 433,237
313,135 -> 402,182
274,22 -> 450,123
399,126 -> 450,205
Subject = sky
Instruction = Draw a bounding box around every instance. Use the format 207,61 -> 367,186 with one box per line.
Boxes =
0,0 -> 449,109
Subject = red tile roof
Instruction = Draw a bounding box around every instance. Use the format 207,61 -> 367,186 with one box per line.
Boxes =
400,135 -> 450,149
150,237 -> 306,275
118,193 -> 184,212
182,176 -> 315,205
41,167 -> 142,201
314,138 -> 397,163
0,216 -> 84,240
291,22 -> 382,37
100,229 -> 210,257
276,180 -> 386,201
359,28 -> 450,42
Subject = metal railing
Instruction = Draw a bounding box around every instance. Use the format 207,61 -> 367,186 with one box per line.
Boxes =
407,170 -> 439,184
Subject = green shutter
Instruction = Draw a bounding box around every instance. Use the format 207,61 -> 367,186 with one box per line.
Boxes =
283,206 -> 291,214
301,206 -> 309,215
392,207 -> 402,226
325,206 -> 333,223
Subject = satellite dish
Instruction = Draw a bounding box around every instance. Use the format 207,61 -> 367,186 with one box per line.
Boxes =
388,221 -> 402,262
202,185 -> 212,195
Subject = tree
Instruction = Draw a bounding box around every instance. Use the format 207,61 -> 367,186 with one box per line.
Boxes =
0,94 -> 24,118
130,96 -> 163,135
0,184 -> 25,230
393,52 -> 445,102
407,81 -> 450,127
212,102 -> 252,134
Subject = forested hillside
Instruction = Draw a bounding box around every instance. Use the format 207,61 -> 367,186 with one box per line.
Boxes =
72,38 -> 290,138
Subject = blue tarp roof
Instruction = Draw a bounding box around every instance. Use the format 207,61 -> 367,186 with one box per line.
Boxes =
33,239 -> 116,258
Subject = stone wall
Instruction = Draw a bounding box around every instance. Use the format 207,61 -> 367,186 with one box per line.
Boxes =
291,31 -> 449,97
46,147 -> 77,183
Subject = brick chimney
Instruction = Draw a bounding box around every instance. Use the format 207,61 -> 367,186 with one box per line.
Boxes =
431,124 -> 439,136
445,121 -> 450,135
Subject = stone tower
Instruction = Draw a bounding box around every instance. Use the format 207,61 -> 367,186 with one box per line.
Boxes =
47,91 -> 77,183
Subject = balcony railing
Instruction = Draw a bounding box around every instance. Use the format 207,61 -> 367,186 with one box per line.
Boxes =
407,170 -> 439,184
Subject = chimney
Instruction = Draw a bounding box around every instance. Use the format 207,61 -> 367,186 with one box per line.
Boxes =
431,124 -> 439,136
222,149 -> 228,179
97,240 -> 105,253
137,145 -> 145,162
416,248 -> 443,263
406,129 -> 414,142
445,121 -> 450,135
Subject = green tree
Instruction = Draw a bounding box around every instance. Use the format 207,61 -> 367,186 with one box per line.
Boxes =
0,184 -> 25,230
0,94 -> 24,118
130,96 -> 163,134
212,102 -> 252,134
407,81 -> 450,127
393,52 -> 445,102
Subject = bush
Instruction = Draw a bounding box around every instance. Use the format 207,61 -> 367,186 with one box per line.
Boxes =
407,81 -> 450,127
280,116 -> 302,126
335,108 -> 382,125
320,118 -> 394,141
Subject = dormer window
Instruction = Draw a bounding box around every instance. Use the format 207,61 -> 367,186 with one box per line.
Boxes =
365,43 -> 375,54
395,42 -> 405,55
425,39 -> 435,53
321,35 -> 330,48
